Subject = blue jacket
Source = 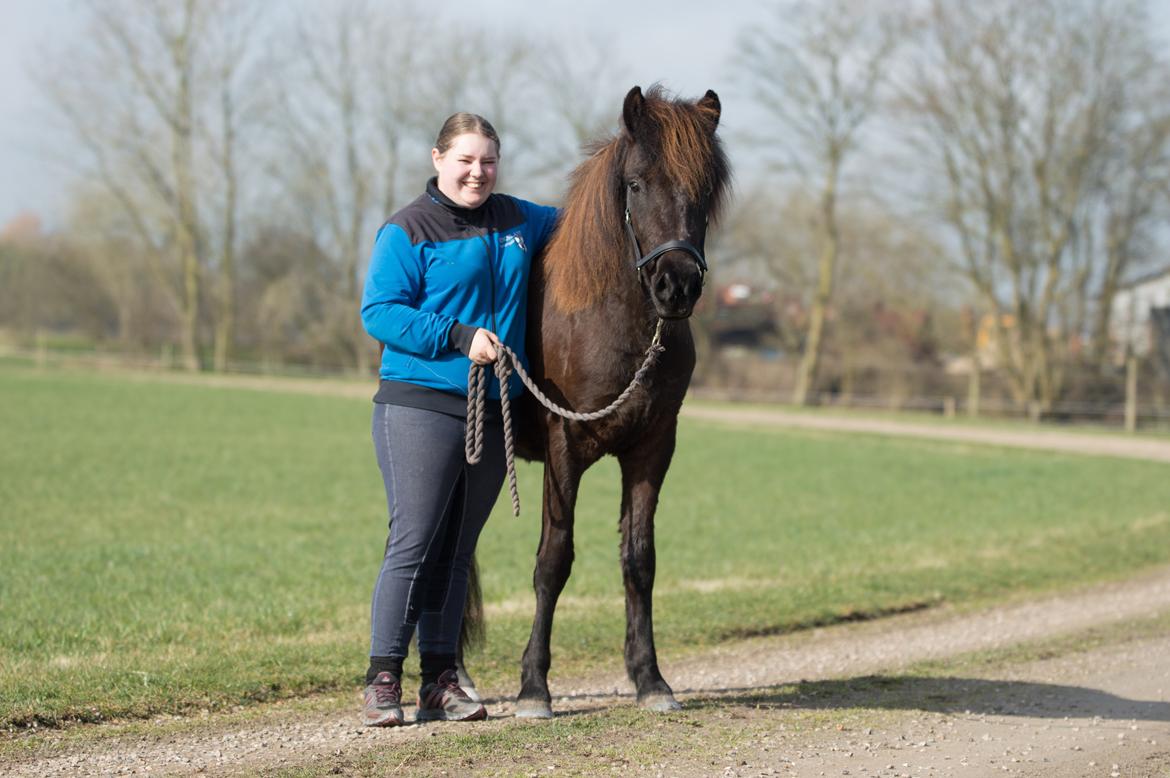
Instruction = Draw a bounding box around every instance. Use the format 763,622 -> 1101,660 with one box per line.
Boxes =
361,179 -> 559,402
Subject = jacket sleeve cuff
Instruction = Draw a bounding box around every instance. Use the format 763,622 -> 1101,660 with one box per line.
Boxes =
448,322 -> 478,355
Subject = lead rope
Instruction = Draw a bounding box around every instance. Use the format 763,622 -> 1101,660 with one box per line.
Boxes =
465,319 -> 666,515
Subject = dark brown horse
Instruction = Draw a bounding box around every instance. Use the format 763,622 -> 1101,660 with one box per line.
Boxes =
465,85 -> 731,717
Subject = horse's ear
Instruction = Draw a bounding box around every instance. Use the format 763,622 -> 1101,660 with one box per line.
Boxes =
697,89 -> 721,131
622,86 -> 646,138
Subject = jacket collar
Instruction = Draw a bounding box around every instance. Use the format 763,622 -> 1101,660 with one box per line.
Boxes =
426,177 -> 493,222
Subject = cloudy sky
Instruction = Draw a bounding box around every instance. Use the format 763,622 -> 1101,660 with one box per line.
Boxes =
2,0 -> 1168,228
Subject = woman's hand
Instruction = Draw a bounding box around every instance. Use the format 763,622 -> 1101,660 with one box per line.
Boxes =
468,328 -> 500,365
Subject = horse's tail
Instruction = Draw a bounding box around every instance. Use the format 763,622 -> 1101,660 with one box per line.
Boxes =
459,553 -> 486,656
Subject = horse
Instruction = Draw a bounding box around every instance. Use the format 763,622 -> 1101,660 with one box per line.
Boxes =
463,85 -> 731,717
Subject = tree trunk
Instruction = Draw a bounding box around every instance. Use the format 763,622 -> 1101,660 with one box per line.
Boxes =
212,244 -> 234,372
792,156 -> 840,406
1125,351 -> 1138,433
212,77 -> 238,374
173,0 -> 201,372
967,355 -> 981,418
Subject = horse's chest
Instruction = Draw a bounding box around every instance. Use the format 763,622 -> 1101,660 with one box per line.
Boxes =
567,385 -> 681,457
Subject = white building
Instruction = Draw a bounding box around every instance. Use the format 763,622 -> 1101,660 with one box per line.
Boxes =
1111,266 -> 1170,358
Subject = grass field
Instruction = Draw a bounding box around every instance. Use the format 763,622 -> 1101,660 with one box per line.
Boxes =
3,365 -> 1170,729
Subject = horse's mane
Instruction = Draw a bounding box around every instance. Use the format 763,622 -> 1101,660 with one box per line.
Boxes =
544,86 -> 731,314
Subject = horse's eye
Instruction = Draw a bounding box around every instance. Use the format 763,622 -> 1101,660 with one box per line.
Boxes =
627,180 -> 641,193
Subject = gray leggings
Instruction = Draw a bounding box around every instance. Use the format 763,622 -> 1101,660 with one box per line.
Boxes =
369,403 -> 505,659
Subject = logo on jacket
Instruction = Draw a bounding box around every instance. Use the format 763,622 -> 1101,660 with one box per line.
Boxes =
500,231 -> 527,252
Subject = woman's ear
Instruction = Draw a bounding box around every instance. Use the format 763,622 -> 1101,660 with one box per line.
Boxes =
431,147 -> 443,173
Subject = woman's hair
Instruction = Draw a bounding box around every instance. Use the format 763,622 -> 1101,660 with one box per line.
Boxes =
434,113 -> 500,155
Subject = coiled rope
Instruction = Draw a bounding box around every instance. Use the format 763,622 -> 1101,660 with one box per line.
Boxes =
465,319 -> 666,515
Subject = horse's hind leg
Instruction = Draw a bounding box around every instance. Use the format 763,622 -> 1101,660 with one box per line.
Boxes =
619,435 -> 680,712
517,430 -> 583,718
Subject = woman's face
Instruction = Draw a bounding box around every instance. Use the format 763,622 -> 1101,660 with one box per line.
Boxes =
432,132 -> 498,208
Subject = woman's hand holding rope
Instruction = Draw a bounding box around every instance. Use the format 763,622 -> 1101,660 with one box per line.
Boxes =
465,320 -> 666,515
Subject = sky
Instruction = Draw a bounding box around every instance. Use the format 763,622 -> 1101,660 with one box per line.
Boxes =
2,0 -> 1169,229
0,0 -> 753,229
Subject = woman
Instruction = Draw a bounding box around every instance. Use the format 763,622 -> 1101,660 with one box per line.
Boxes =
359,113 -> 558,726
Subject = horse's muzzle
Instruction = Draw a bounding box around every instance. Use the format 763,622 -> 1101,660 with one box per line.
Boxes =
649,255 -> 704,319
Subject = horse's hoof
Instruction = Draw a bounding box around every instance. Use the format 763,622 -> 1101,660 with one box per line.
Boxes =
640,694 -> 682,713
455,666 -> 480,703
514,700 -> 554,719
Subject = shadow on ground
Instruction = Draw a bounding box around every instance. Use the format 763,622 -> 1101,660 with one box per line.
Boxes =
680,675 -> 1170,722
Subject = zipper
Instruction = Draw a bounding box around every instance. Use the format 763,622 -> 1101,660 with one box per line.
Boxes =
474,227 -> 499,334
472,226 -> 502,397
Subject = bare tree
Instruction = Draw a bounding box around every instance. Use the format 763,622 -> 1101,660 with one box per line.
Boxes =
267,0 -> 443,373
202,2 -> 265,372
1088,95 -> 1170,368
38,0 -> 264,371
735,0 -> 900,405
64,187 -> 160,348
902,0 -> 1169,410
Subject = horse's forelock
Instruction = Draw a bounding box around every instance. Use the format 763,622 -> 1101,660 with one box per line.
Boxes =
640,87 -> 731,222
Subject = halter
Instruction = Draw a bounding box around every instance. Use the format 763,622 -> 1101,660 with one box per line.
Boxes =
624,207 -> 708,275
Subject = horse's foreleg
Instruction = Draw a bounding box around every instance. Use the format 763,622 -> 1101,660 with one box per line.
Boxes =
516,429 -> 582,718
619,434 -> 679,712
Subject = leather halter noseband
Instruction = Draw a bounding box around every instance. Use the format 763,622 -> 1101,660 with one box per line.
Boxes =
624,207 -> 708,275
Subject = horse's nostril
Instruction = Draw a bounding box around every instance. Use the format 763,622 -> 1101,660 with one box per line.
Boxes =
687,275 -> 702,300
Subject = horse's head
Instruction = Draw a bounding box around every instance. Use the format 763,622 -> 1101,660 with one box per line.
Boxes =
619,85 -> 729,320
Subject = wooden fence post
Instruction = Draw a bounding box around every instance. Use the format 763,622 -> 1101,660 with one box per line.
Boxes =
1125,352 -> 1138,433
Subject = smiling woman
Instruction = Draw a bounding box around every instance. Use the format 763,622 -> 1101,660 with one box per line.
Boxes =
357,111 -> 559,727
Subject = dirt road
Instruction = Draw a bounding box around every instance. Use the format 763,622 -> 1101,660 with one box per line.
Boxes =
5,567 -> 1170,777
680,405 -> 1170,464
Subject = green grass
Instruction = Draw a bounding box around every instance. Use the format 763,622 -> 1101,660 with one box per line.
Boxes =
3,365 -> 1170,730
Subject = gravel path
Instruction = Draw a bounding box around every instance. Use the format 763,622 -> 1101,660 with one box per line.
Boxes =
6,567 -> 1170,777
680,406 -> 1170,463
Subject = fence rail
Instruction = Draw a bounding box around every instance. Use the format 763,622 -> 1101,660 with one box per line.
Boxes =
5,343 -> 1170,432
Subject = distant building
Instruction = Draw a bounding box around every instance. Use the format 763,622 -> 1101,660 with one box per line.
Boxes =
1111,266 -> 1170,360
698,281 -> 778,348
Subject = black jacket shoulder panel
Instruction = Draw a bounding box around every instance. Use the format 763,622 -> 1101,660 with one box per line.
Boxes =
386,194 -> 457,245
384,190 -> 528,245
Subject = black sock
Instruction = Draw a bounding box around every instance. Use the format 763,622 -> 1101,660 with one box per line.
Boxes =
419,653 -> 457,687
366,656 -> 403,685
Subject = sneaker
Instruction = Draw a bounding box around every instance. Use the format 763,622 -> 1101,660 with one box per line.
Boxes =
416,668 -> 487,722
362,671 -> 404,727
